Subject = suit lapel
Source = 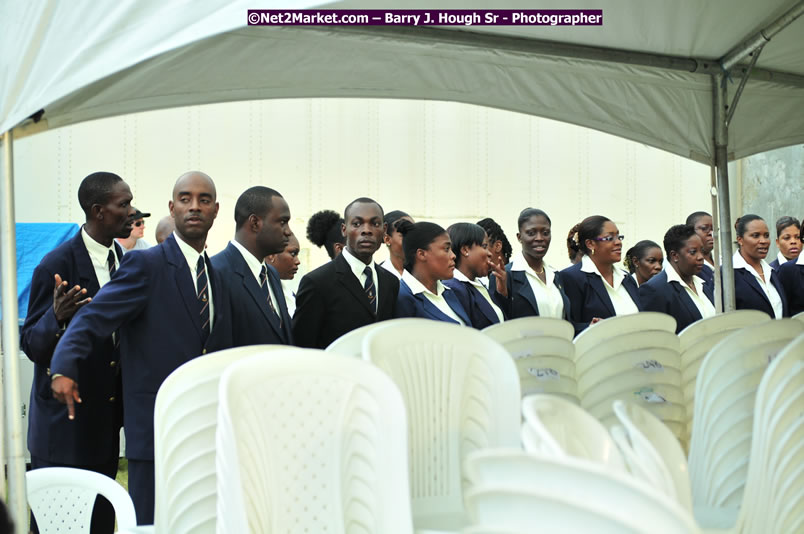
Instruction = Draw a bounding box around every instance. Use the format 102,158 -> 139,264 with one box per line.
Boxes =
588,273 -> 616,316
165,236 -> 203,339
71,233 -> 100,295
670,281 -> 701,321
470,283 -> 500,325
230,245 -> 282,336
444,287 -> 472,326
265,263 -> 290,341
769,270 -> 788,315
335,254 -> 375,316
374,263 -> 394,319
512,271 -> 540,315
703,279 -> 715,305
739,268 -> 773,309
622,275 -> 642,310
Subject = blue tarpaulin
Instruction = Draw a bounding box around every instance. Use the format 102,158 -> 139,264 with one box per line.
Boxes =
0,223 -> 80,321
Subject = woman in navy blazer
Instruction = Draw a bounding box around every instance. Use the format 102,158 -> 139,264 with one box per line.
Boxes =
560,215 -> 642,335
640,225 -> 715,333
769,216 -> 800,270
778,249 -> 804,316
499,208 -> 572,322
394,220 -> 472,326
442,223 -> 508,329
732,214 -> 788,318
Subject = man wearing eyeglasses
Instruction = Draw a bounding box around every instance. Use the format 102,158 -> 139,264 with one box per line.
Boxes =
116,208 -> 152,253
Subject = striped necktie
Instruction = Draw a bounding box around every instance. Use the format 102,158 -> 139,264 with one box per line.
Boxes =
260,264 -> 282,329
107,250 -> 116,277
364,266 -> 377,313
196,255 -> 210,344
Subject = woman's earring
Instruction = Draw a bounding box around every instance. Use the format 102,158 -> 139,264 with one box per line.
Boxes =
591,249 -> 595,256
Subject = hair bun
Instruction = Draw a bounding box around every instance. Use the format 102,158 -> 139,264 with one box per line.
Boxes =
395,218 -> 415,236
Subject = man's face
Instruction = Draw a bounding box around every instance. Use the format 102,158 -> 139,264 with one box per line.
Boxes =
169,174 -> 219,242
100,181 -> 135,239
131,218 -> 145,239
343,202 -> 385,263
256,196 -> 292,257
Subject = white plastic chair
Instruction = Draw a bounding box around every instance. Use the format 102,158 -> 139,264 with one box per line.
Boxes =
482,317 -> 578,403
688,319 -> 804,510
27,467 -> 137,533
363,319 -> 520,532
463,450 -> 699,534
612,400 -> 693,513
216,348 -> 413,534
573,312 -> 677,356
793,311 -> 804,322
521,394 -> 626,472
325,320 -> 400,357
154,345 -> 287,534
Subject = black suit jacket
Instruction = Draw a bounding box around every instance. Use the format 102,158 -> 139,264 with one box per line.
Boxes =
442,277 -> 502,329
496,264 -> 572,322
293,253 -> 399,348
733,266 -> 789,318
211,242 -> 293,346
777,259 -> 804,316
639,270 -> 715,333
21,231 -> 123,465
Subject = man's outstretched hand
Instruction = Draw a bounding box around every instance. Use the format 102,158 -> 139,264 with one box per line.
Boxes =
52,376 -> 81,420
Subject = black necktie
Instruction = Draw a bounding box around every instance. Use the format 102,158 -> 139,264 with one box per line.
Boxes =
260,264 -> 282,328
364,266 -> 377,313
107,250 -> 116,277
196,255 -> 210,344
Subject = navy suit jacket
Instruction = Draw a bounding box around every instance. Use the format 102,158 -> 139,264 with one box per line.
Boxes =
50,235 -> 231,460
639,270 -> 715,333
777,259 -> 804,316
20,231 -> 123,465
395,279 -> 472,326
560,261 -> 643,335
496,264 -> 572,322
733,266 -> 789,318
293,253 -> 399,348
211,242 -> 293,346
769,258 -> 781,270
698,264 -> 715,287
442,277 -> 502,329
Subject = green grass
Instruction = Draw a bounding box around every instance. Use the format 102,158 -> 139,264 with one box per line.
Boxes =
116,458 -> 129,491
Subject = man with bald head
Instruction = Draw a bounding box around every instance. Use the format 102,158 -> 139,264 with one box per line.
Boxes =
154,215 -> 175,244
50,171 -> 232,525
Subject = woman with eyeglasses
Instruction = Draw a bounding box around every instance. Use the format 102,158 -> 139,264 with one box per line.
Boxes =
686,211 -> 715,286
732,214 -> 788,318
770,216 -> 801,269
640,225 -> 715,333
560,215 -> 642,335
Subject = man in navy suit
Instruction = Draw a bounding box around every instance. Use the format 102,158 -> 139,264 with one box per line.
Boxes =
50,171 -> 230,525
21,172 -> 135,534
293,198 -> 399,348
211,186 -> 293,346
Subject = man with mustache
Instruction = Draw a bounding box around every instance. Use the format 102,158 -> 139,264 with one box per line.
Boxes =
49,171 -> 231,525
22,171 -> 134,534
293,197 -> 399,348
211,186 -> 294,346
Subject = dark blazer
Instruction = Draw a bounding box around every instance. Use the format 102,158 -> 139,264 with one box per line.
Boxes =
560,261 -> 643,336
639,270 -> 715,333
769,258 -> 781,270
733,266 -> 789,318
442,277 -> 501,329
698,263 -> 715,287
777,258 -> 804,316
20,231 -> 123,465
395,279 -> 472,326
50,234 -> 231,461
293,252 -> 399,348
211,242 -> 293,346
496,264 -> 572,322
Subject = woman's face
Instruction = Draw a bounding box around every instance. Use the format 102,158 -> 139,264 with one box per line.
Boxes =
384,216 -> 413,259
487,239 -> 505,268
672,234 -> 705,278
518,215 -> 551,262
462,234 -> 492,280
776,224 -> 801,261
587,221 -> 623,265
420,233 -> 455,281
633,246 -> 664,283
737,219 -> 771,262
693,215 -> 714,255
271,234 -> 301,280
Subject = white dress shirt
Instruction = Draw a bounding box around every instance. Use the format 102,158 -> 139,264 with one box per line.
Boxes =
799,253 -> 804,266
280,279 -> 297,317
230,239 -> 282,318
379,258 -> 403,280
452,268 -> 504,323
402,270 -> 465,325
342,248 -> 380,304
173,231 -> 214,329
665,266 -> 716,320
511,252 -> 564,319
580,255 -> 640,316
81,227 -> 118,288
776,251 -> 788,267
733,251 -> 784,319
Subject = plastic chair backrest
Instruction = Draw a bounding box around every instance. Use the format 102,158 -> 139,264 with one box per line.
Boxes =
678,310 -> 771,351
325,320 -> 395,357
573,312 -> 676,357
498,336 -> 578,402
521,394 -> 626,472
216,348 -> 413,534
26,467 -> 137,533
153,345 -> 286,534
793,311 -> 804,322
481,316 -> 574,344
363,319 -> 520,531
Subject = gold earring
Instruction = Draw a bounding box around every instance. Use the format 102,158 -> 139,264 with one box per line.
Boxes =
591,249 -> 595,256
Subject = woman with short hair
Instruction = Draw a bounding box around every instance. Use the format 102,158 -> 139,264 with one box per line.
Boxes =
770,216 -> 801,269
732,214 -> 788,318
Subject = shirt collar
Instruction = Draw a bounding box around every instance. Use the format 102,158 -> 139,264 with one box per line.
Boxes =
512,251 -> 555,283
230,239 -> 263,281
580,254 -> 626,288
81,226 -> 116,265
733,250 -> 773,281
665,264 -> 705,289
775,251 -> 788,267
341,247 -> 373,277
798,252 -> 804,266
173,231 -> 208,267
403,269 -> 448,297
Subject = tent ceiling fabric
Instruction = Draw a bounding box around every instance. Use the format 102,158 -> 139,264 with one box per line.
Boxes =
1,0 -> 803,162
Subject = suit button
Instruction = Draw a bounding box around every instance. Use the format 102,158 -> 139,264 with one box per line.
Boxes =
46,368 -> 51,376
110,361 -> 117,367
109,396 -> 116,402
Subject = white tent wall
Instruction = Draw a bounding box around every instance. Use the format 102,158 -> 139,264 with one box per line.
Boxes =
12,98 -> 712,283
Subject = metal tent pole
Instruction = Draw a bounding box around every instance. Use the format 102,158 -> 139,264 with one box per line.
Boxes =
712,76 -> 736,311
0,130 -> 28,534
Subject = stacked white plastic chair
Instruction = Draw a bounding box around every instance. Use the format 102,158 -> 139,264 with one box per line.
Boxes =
688,319 -> 804,512
794,310 -> 804,322
325,320 -> 396,357
364,319 -> 520,532
27,467 -> 137,533
154,345 -> 286,534
573,313 -> 685,439
216,348 -> 413,534
678,310 -> 771,449
463,449 -> 700,534
482,317 -> 578,403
